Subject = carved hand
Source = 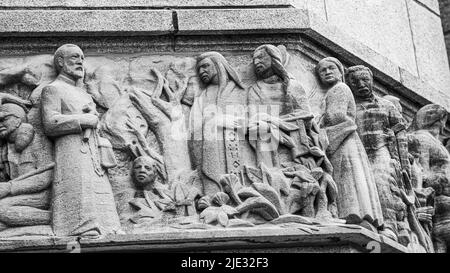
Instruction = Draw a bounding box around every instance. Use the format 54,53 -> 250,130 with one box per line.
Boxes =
0,182 -> 11,199
79,113 -> 99,129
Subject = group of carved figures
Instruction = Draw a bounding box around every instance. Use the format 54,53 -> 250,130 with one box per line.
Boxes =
0,43 -> 448,253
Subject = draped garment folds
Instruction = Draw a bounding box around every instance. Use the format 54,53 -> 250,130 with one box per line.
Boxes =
247,75 -> 327,170
189,80 -> 253,197
41,74 -> 121,236
319,82 -> 383,227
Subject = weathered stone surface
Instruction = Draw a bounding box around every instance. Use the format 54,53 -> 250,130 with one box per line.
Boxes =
416,0 -> 441,15
0,0 -> 293,8
324,0 -> 417,77
407,0 -> 450,93
306,11 -> 402,84
176,8 -> 309,35
0,225 -> 407,253
399,68 -> 450,110
0,10 -> 174,36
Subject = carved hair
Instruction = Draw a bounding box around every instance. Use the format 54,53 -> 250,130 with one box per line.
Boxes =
254,44 -> 290,92
315,57 -> 346,84
196,52 -> 244,101
53,44 -> 82,73
410,104 -> 447,131
346,65 -> 373,82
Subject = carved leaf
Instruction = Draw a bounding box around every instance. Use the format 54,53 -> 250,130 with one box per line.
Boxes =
221,205 -> 238,217
200,207 -> 218,224
212,192 -> 230,206
251,182 -> 283,214
235,196 -> 279,221
197,196 -> 211,211
217,211 -> 229,227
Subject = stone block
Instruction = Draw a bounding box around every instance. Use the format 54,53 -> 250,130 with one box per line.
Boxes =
415,0 -> 441,15
407,0 -> 450,93
323,0 -> 418,77
176,8 -> 309,35
399,67 -> 450,111
0,10 -> 174,36
306,11 -> 402,85
0,226 -> 408,253
0,0 -> 293,9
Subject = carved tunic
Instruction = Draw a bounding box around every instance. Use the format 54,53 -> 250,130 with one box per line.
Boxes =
248,75 -> 312,168
41,74 -> 121,236
319,82 -> 383,226
355,96 -> 408,232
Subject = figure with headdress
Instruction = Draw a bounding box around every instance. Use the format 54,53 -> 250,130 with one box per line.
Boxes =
246,45 -> 337,219
189,51 -> 251,197
408,104 -> 450,252
315,58 -> 383,229
0,101 -> 54,237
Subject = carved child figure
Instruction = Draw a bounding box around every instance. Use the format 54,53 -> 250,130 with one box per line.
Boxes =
0,102 -> 54,236
347,65 -> 411,245
129,156 -> 199,225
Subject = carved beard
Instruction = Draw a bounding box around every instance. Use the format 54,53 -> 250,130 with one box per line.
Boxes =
62,63 -> 84,80
255,66 -> 273,80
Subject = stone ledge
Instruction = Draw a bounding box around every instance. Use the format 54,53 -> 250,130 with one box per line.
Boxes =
0,0 -> 293,9
0,10 -> 174,36
0,225 -> 408,253
176,8 -> 309,35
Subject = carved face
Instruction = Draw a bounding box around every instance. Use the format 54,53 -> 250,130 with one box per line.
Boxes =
0,113 -> 20,140
59,46 -> 85,80
197,57 -> 218,85
253,48 -> 272,78
348,70 -> 374,98
132,156 -> 157,188
317,60 -> 342,86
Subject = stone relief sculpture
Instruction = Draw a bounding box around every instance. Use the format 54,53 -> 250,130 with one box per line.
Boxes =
41,44 -> 121,237
408,104 -> 450,253
315,58 -> 383,230
347,65 -> 435,251
247,45 -> 337,220
0,42 -> 447,253
0,103 -> 54,237
189,51 -> 250,197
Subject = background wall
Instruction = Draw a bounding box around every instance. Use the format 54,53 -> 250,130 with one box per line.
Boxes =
293,0 -> 450,95
440,0 -> 450,67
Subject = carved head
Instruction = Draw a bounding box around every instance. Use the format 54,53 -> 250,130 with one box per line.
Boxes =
54,44 -> 85,80
197,57 -> 218,85
316,57 -> 345,87
412,104 -> 447,136
132,156 -> 159,189
253,45 -> 289,85
346,65 -> 374,99
196,52 -> 244,92
0,103 -> 27,140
